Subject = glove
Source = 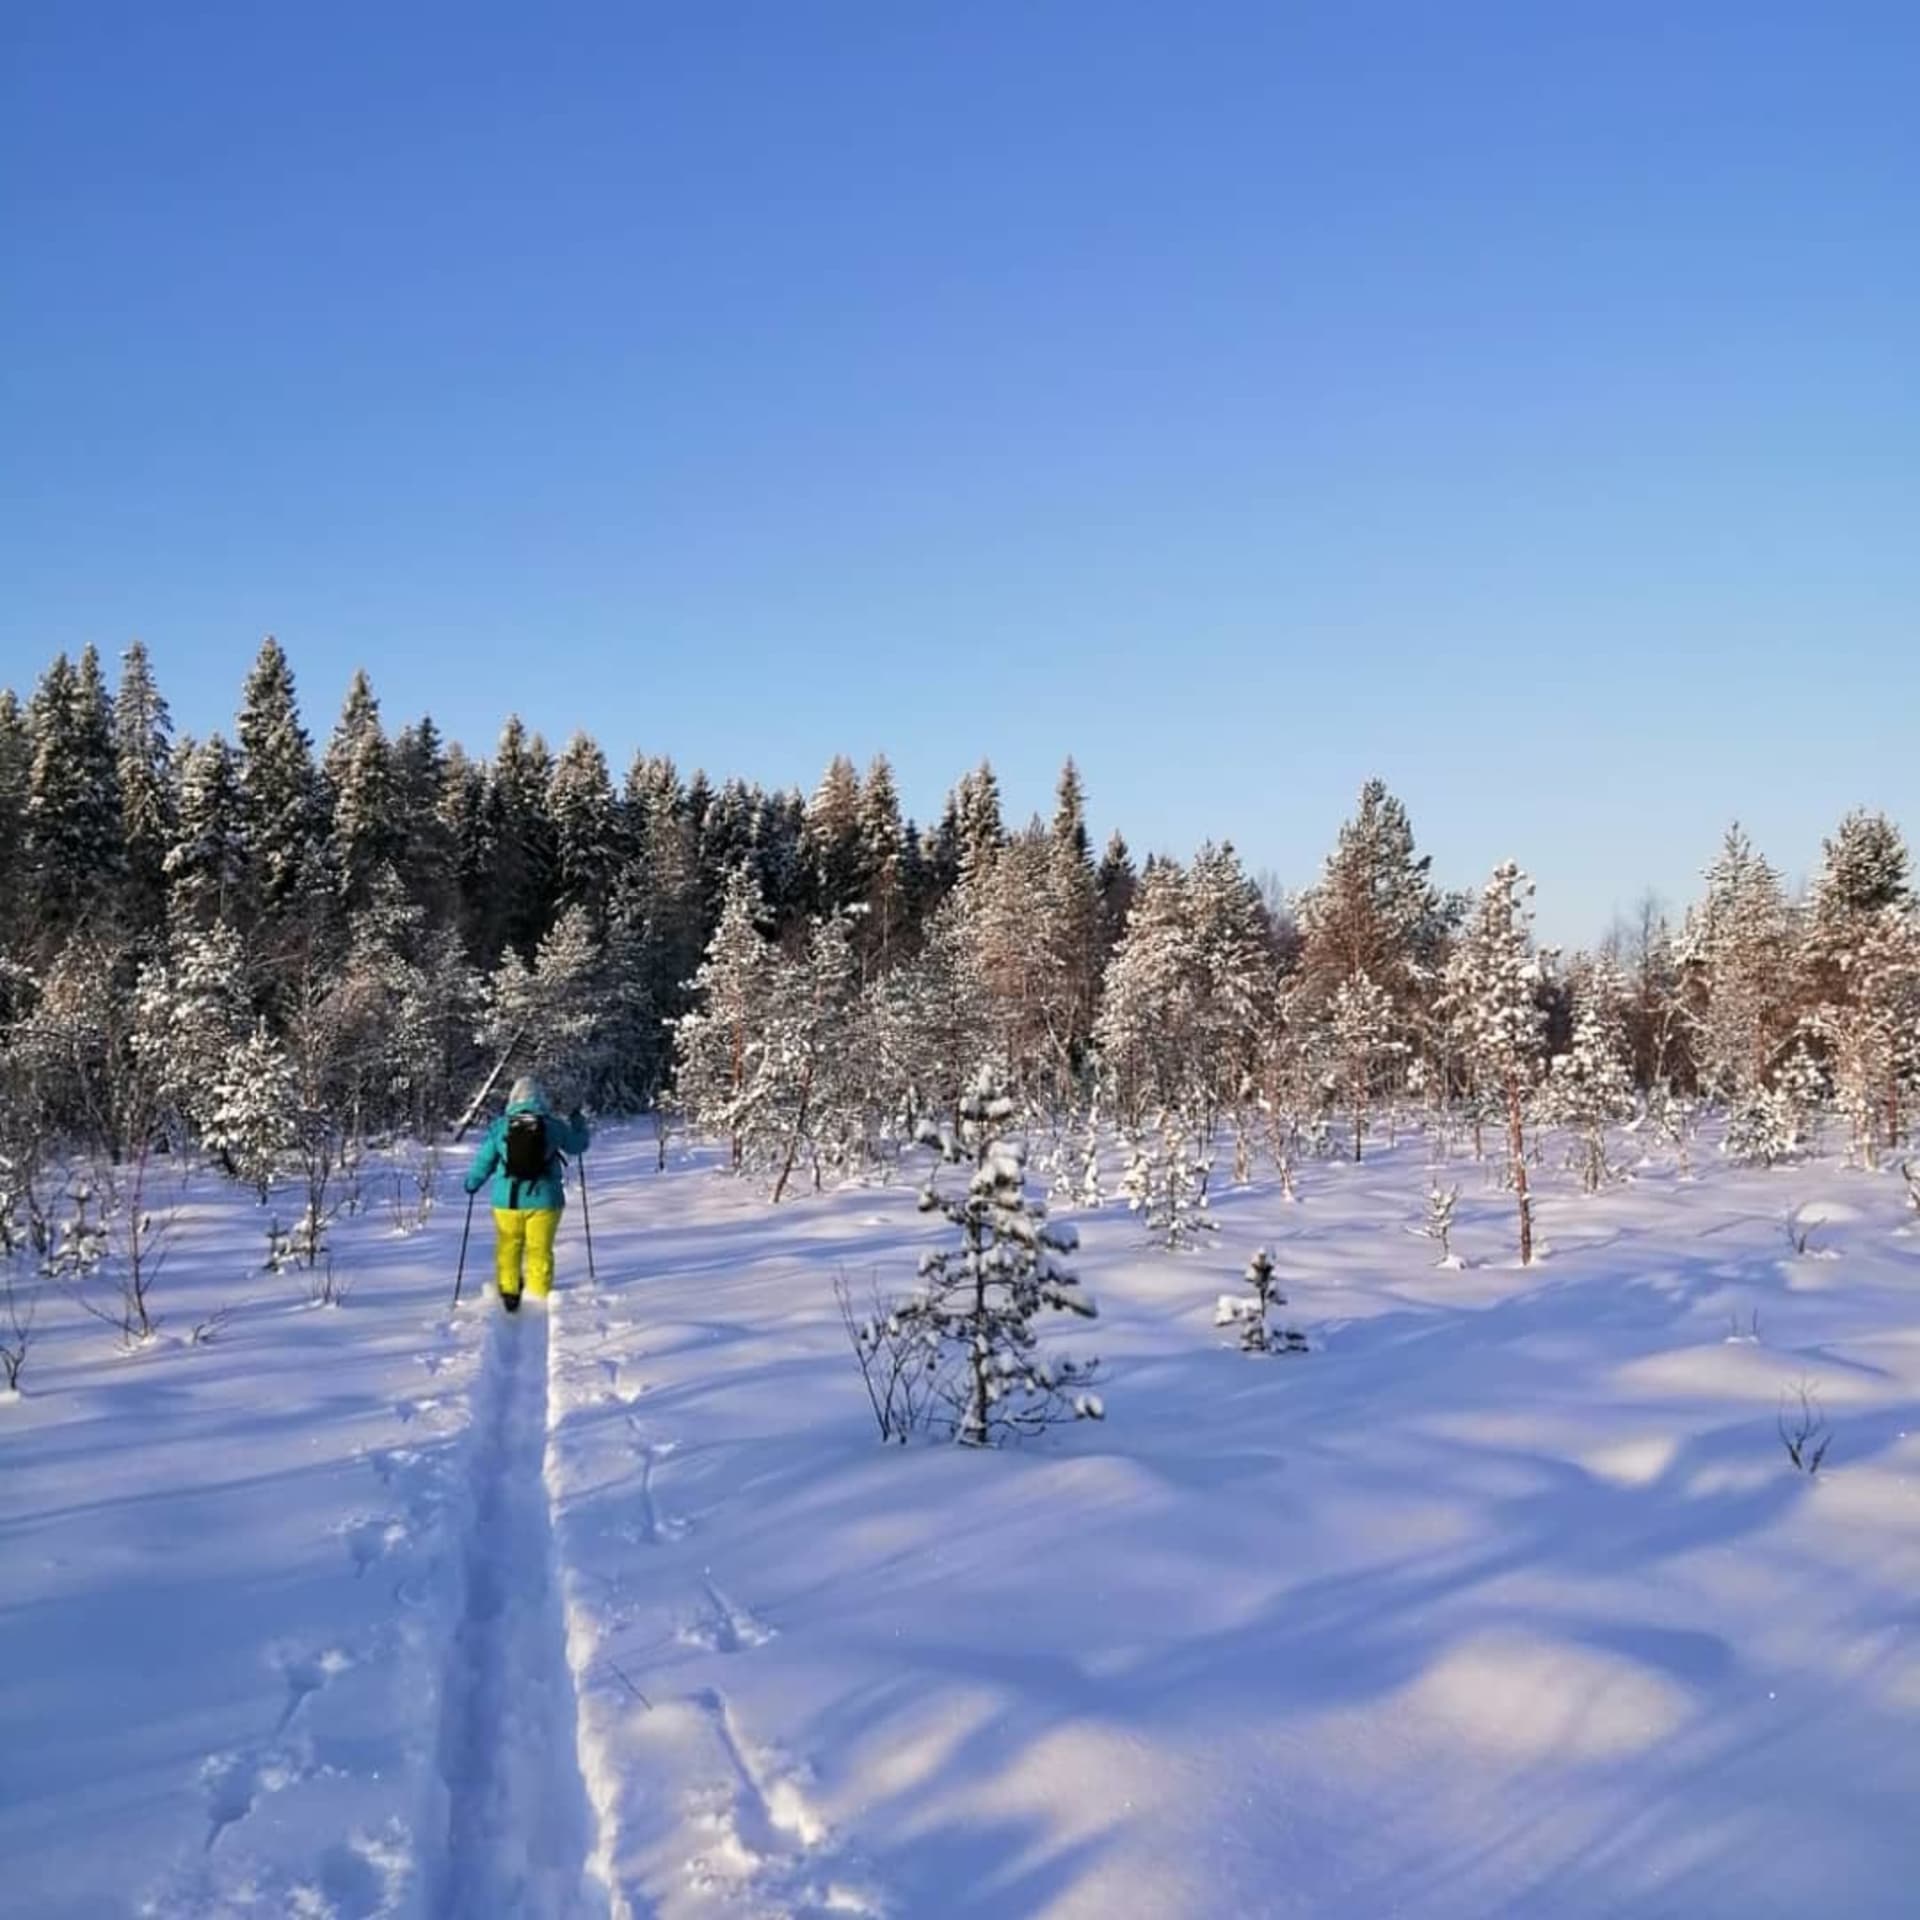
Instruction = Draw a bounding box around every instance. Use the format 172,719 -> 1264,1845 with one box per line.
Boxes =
569,1107 -> 585,1132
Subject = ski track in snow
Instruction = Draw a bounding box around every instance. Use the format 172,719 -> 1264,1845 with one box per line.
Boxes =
432,1306 -> 611,1920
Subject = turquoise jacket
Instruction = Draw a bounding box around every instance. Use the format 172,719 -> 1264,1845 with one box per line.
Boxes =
463,1099 -> 591,1212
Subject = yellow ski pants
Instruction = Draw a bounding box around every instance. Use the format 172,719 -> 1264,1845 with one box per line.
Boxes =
493,1207 -> 560,1300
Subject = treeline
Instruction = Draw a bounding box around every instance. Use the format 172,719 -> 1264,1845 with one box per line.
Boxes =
0,637 -> 1915,1241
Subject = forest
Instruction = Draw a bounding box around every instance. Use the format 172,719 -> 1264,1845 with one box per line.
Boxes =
2,634 -> 1915,1297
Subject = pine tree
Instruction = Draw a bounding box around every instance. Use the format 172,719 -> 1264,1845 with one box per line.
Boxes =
760,912 -> 864,1202
802,754 -> 865,918
438,743 -> 493,953
548,731 -> 623,920
950,824 -> 1066,1104
480,904 -> 606,1107
1328,970 -> 1399,1161
864,893 -> 994,1137
1048,758 -> 1102,1076
952,762 -> 1005,880
857,754 -> 909,972
24,648 -> 123,939
485,716 -> 558,958
237,636 -> 325,919
1095,830 -> 1138,964
1297,781 -> 1449,1032
905,1068 -> 1101,1444
1682,824 -> 1795,1100
322,669 -> 399,912
114,641 -> 176,935
1802,812 -> 1918,1162
163,735 -> 249,930
132,921 -> 254,1146
1215,1248 -> 1308,1354
672,867 -> 779,1170
1441,863 -> 1550,1264
0,690 -> 32,928
1122,1110 -> 1219,1249
1542,955 -> 1636,1191
1095,860 -> 1202,1127
390,716 -> 457,923
203,1020 -> 300,1200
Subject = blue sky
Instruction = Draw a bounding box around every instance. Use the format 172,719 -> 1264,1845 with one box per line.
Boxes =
3,1 -> 1915,942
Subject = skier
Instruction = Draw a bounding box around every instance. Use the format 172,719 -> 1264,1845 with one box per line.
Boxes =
462,1076 -> 592,1312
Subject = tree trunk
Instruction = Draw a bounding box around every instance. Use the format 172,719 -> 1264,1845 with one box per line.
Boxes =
1507,1076 -> 1533,1265
769,1057 -> 816,1205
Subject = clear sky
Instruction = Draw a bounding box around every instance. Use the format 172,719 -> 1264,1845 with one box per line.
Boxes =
3,1 -> 1915,943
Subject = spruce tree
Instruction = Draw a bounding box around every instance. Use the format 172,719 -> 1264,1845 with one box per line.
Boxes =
237,636 -> 325,919
164,735 -> 249,930
1095,830 -> 1138,962
952,762 -> 1005,880
485,716 -> 557,957
322,669 -> 399,912
672,867 -> 779,1170
857,753 -> 909,972
114,641 -> 176,935
1543,955 -> 1637,1191
1297,780 -> 1447,1026
390,716 -> 457,923
802,754 -> 864,918
1094,860 -> 1201,1127
1682,824 -> 1794,1100
906,1067 -> 1101,1444
0,690 -> 31,929
24,649 -> 123,940
1442,863 -> 1549,1264
548,731 -> 623,920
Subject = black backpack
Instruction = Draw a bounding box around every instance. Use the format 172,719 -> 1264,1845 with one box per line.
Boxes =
504,1110 -> 552,1185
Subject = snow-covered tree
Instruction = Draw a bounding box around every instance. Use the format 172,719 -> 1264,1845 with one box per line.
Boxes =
0,691 -> 30,926
132,922 -> 253,1148
1215,1247 -> 1308,1354
1328,969 -> 1399,1162
1095,861 -> 1202,1127
481,903 -> 606,1108
952,762 -> 1006,882
164,734 -> 249,931
237,636 -> 325,920
1411,1183 -> 1463,1267
1296,781 -> 1453,1058
802,754 -> 865,918
1441,863 -> 1550,1264
952,824 -> 1077,1106
1801,813 -> 1919,1164
548,731 -> 623,920
1724,1085 -> 1798,1168
1123,1110 -> 1219,1250
24,648 -> 122,941
1542,955 -> 1636,1191
322,669 -> 399,912
114,641 -> 176,935
903,1069 -> 1100,1444
673,868 -> 780,1170
1682,825 -> 1796,1101
857,753 -> 910,972
756,912 -> 863,1202
203,1021 -> 300,1200
864,893 -> 994,1141
484,715 -> 557,959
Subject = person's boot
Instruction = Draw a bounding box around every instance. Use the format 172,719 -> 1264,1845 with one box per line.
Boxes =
499,1287 -> 522,1314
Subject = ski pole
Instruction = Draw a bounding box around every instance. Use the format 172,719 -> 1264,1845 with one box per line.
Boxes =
453,1189 -> 476,1308
578,1151 -> 598,1286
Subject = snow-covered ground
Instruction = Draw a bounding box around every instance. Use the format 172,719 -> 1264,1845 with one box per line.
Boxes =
6,1126 -> 1920,1918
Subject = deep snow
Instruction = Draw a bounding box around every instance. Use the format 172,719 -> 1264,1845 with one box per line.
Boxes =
5,1125 -> 1920,1918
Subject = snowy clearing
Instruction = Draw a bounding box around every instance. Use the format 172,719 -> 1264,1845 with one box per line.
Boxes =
6,1126 -> 1920,1918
